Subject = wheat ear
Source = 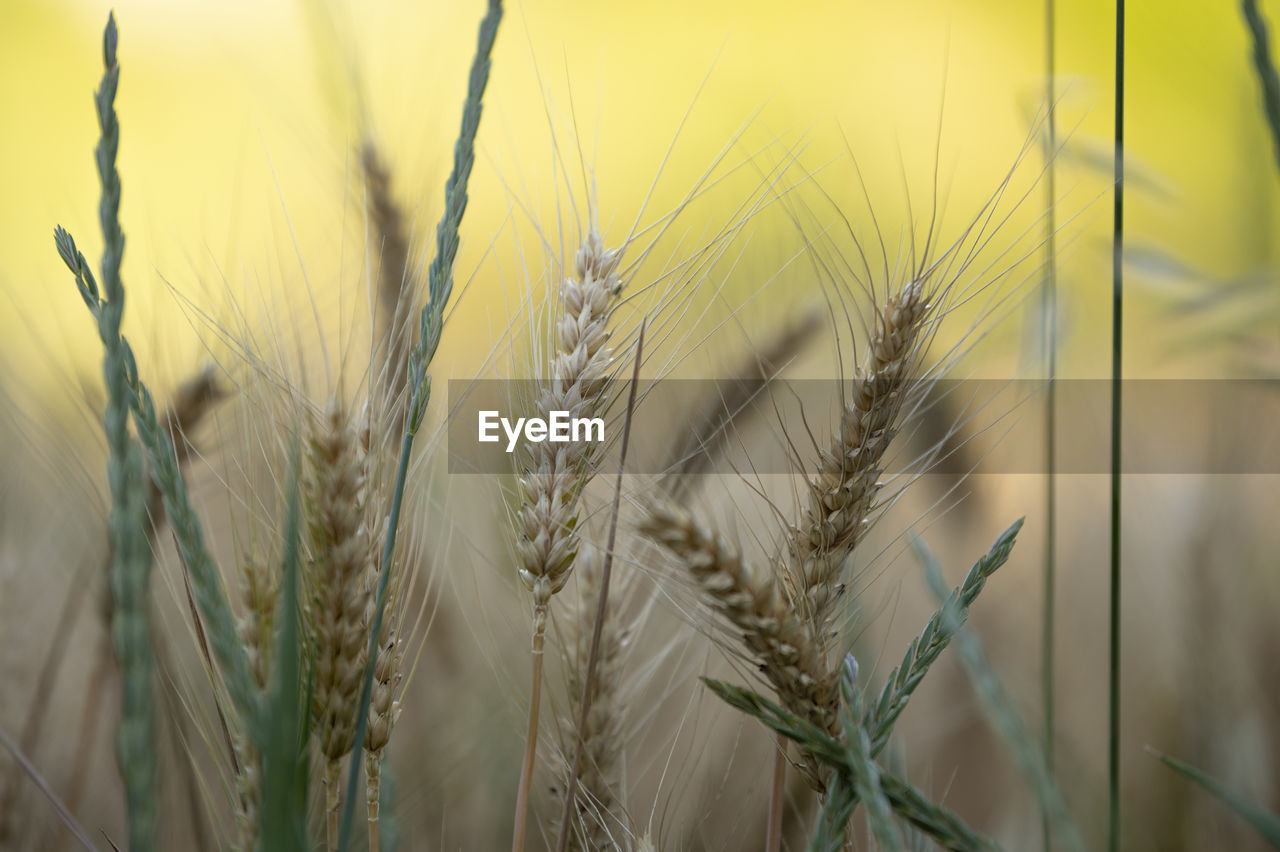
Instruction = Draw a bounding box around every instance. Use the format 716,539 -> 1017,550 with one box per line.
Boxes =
639,503 -> 836,787
512,230 -> 624,852
792,278 -> 931,638
51,16 -> 158,848
337,4 -> 504,846
556,544 -> 625,850
363,581 -> 404,852
233,553 -> 278,852
304,403 -> 375,850
361,141 -> 416,416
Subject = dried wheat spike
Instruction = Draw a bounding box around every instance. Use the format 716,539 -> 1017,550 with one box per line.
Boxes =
363,620 -> 403,852
361,143 -> 415,407
558,544 -> 624,850
238,555 -> 278,691
792,278 -> 930,634
641,502 -> 837,783
304,401 -> 375,847
232,553 -> 277,852
517,231 -> 623,633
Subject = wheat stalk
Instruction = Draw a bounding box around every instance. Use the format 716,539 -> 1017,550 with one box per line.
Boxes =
304,402 -> 376,850
512,229 -> 624,851
362,141 -> 417,418
363,582 -> 404,852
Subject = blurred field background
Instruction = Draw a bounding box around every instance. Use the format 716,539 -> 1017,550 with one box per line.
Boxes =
2,0 -> 1279,849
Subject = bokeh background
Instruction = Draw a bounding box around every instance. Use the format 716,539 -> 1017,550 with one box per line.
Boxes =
2,0 -> 1279,849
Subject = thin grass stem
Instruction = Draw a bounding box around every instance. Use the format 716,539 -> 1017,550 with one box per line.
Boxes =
1042,1 -> 1058,849
1242,0 -> 1280,172
512,632 -> 544,852
1109,2 -> 1126,850
554,321 -> 647,852
766,735 -> 786,852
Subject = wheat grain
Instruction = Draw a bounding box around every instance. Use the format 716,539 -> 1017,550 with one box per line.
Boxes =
557,543 -> 624,850
791,278 -> 931,642
639,502 -> 836,787
304,401 -> 376,849
513,229 -> 624,851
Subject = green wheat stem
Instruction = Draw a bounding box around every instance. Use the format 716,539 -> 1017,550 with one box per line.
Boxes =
703,679 -> 997,851
838,663 -> 903,850
917,538 -> 1085,852
1042,1 -> 1058,849
337,3 -> 503,849
56,227 -> 258,728
1155,750 -> 1280,846
257,441 -> 310,852
1243,0 -> 1280,173
122,348 -> 258,721
54,15 -> 157,850
864,519 -> 1025,755
1110,1 -> 1125,850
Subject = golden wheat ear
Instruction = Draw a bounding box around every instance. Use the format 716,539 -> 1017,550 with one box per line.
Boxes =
638,501 -> 835,790
512,228 -> 626,851
302,401 -> 376,850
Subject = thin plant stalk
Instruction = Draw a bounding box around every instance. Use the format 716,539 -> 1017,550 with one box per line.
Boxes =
0,725 -> 97,852
1109,2 -> 1126,850
57,16 -> 158,849
766,734 -> 787,852
554,321 -> 646,852
512,629 -> 544,852
1242,0 -> 1280,173
336,3 -> 503,849
1042,1 -> 1058,849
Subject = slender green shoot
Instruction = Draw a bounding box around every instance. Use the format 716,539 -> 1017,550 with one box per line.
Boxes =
916,537 -> 1085,852
1109,2 -> 1125,849
1155,750 -> 1280,847
256,442 -> 312,852
1243,0 -> 1280,173
337,3 -> 503,849
56,227 -> 258,726
837,658 -> 904,851
703,679 -> 996,851
1042,1 -> 1058,848
53,15 -> 157,849
864,519 -> 1025,756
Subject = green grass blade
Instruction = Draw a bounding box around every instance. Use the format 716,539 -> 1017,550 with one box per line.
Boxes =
59,220 -> 256,730
119,345 -> 257,723
704,677 -> 996,851
865,519 -> 1024,755
877,774 -> 999,852
1157,752 -> 1280,847
916,536 -> 1085,852
1243,0 -> 1280,173
1042,1 -> 1058,847
808,775 -> 858,852
1109,3 -> 1125,849
256,441 -> 309,852
838,662 -> 904,851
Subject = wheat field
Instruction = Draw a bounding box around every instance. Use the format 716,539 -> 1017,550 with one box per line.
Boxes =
1,1 -> 1279,850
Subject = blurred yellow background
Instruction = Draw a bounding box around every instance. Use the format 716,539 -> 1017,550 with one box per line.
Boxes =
3,2 -> 1280,849
4,0 -> 1277,397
